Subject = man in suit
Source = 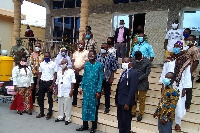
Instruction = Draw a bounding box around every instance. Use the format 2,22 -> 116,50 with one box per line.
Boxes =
115,57 -> 138,133
114,20 -> 129,58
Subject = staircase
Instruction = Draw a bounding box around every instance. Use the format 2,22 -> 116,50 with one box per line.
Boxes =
33,66 -> 200,133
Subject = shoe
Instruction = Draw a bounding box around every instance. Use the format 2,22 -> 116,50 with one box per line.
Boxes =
76,126 -> 89,131
46,115 -> 52,120
19,112 -> 23,115
137,115 -> 142,121
131,114 -> 136,118
65,121 -> 71,125
90,129 -> 96,133
36,113 -> 45,118
196,78 -> 200,83
27,112 -> 32,115
104,108 -> 110,114
55,119 -> 60,122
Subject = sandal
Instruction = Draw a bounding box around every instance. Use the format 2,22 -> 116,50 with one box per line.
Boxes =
175,124 -> 181,132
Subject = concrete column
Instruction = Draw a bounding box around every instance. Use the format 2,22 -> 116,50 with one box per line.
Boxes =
13,0 -> 22,45
79,0 -> 90,40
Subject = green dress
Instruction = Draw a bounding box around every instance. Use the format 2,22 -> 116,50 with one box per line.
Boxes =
81,61 -> 103,121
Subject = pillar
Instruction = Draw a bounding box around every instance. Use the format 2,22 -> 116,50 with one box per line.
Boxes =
79,0 -> 90,40
13,0 -> 22,45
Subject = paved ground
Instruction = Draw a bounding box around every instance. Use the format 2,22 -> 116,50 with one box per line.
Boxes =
0,102 -> 102,133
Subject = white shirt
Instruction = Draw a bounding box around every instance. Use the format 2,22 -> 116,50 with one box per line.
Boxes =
12,66 -> 34,88
56,69 -> 76,98
165,29 -> 183,52
39,60 -> 57,81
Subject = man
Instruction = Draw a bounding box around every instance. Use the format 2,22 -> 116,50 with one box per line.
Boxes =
107,37 -> 117,57
72,41 -> 89,106
10,37 -> 29,64
131,33 -> 155,62
131,51 -> 151,121
55,59 -> 76,125
159,42 -> 192,132
182,28 -> 191,50
96,43 -> 119,114
154,72 -> 179,133
164,19 -> 183,58
115,57 -> 138,133
30,43 -> 44,103
25,25 -> 36,50
36,52 -> 57,120
114,20 -> 129,58
184,35 -> 200,110
84,30 -> 97,51
76,50 -> 103,133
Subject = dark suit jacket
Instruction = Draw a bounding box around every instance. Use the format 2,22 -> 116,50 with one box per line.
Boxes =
115,27 -> 129,43
115,68 -> 138,106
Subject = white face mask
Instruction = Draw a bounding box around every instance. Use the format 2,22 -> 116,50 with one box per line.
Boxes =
60,64 -> 67,69
121,63 -> 129,70
120,24 -> 124,28
35,47 -> 41,52
101,49 -> 107,54
61,52 -> 66,56
172,23 -> 178,29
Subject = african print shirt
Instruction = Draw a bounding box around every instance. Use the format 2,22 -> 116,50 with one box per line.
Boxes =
96,53 -> 119,81
30,52 -> 44,77
155,84 -> 179,122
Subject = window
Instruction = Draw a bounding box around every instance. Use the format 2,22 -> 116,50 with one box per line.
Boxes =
131,0 -> 147,2
53,0 -> 81,9
114,0 -> 146,4
53,16 -> 80,43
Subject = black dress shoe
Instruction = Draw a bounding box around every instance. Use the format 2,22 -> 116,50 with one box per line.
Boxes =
65,121 -> 71,125
131,114 -> 136,118
76,126 -> 89,131
137,115 -> 142,121
104,108 -> 110,114
55,119 -> 60,122
90,129 -> 96,133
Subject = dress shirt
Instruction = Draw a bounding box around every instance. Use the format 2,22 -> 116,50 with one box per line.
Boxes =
39,60 -> 57,81
131,41 -> 155,58
117,27 -> 124,43
12,66 -> 34,88
56,69 -> 76,98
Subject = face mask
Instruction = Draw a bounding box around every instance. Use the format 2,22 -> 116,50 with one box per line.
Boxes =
172,23 -> 178,29
183,33 -> 190,39
121,63 -> 129,70
173,47 -> 181,54
61,52 -> 66,56
60,64 -> 67,69
101,49 -> 107,54
85,34 -> 91,39
119,24 -> 124,28
35,47 -> 41,52
185,41 -> 193,46
79,44 -> 84,49
107,41 -> 113,45
89,58 -> 95,62
44,57 -> 50,63
137,37 -> 144,43
163,78 -> 171,86
20,61 -> 27,66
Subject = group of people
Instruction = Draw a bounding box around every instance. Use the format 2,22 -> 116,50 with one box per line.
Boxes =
8,18 -> 200,133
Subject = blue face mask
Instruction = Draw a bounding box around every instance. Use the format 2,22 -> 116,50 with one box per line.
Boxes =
44,57 -> 50,62
137,37 -> 144,43
85,34 -> 91,39
183,33 -> 190,39
173,47 -> 180,54
163,78 -> 171,86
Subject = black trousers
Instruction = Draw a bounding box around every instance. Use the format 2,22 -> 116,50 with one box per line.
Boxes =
83,103 -> 99,129
117,104 -> 132,133
73,73 -> 82,105
102,80 -> 111,109
38,80 -> 53,115
32,77 -> 38,103
185,76 -> 194,108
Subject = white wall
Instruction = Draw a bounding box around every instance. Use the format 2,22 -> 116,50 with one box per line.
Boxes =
0,20 -> 13,55
0,0 -> 14,11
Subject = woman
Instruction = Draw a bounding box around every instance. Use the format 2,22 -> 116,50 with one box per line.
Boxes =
10,57 -> 34,115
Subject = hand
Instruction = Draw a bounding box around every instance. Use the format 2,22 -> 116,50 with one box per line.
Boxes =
153,113 -> 157,118
160,119 -> 166,125
54,90 -> 58,96
182,89 -> 186,97
124,104 -> 129,110
96,92 -> 100,99
69,90 -> 73,97
79,89 -> 83,95
49,85 -> 53,92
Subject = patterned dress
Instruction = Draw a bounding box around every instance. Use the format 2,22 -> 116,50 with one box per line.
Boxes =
81,62 -> 103,121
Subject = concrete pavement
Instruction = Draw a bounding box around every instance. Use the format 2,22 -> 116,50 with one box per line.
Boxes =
0,102 -> 102,133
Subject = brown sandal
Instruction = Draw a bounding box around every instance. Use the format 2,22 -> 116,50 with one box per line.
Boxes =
175,124 -> 181,132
